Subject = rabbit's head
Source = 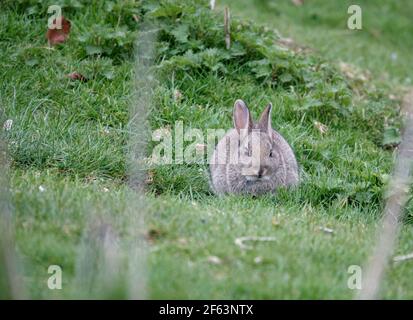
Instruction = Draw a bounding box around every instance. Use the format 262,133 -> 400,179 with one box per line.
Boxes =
232,99 -> 284,190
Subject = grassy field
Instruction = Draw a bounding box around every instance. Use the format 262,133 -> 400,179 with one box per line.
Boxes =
1,0 -> 413,299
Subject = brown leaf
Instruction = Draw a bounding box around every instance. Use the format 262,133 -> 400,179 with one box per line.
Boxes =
145,227 -> 165,243
132,14 -> 140,23
67,72 -> 87,82
278,37 -> 312,54
177,237 -> 188,245
291,0 -> 304,6
338,61 -> 370,82
145,170 -> 154,184
271,216 -> 281,226
47,16 -> 71,46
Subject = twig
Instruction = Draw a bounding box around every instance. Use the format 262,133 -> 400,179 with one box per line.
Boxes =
235,236 -> 277,250
393,252 -> 413,263
0,110 -> 26,299
358,89 -> 413,299
210,0 -> 216,10
224,7 -> 230,50
318,226 -> 334,234
73,24 -> 156,300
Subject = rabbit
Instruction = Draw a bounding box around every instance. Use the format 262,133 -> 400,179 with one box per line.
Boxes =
209,99 -> 299,195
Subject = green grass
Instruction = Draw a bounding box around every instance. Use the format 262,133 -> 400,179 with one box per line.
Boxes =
1,0 -> 413,299
222,0 -> 413,85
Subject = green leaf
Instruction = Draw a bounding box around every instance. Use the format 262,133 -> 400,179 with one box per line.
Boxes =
77,34 -> 90,43
170,24 -> 189,43
199,48 -> 225,71
229,42 -> 246,57
383,127 -> 401,146
85,45 -> 103,56
103,70 -> 116,80
159,50 -> 201,71
25,58 -> 39,67
183,50 -> 201,65
279,73 -> 293,83
150,3 -> 182,18
247,59 -> 272,79
26,6 -> 39,15
105,1 -> 115,12
301,98 -> 324,110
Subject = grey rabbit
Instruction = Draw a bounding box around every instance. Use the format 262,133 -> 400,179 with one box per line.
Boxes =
209,99 -> 299,195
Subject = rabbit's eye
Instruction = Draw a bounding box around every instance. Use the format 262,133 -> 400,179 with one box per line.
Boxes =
269,150 -> 274,157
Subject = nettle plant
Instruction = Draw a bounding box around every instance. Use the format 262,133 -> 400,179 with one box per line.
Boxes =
11,0 -> 355,121
10,0 -> 355,120
147,0 -> 396,142
154,0 -> 353,114
6,0 -> 397,126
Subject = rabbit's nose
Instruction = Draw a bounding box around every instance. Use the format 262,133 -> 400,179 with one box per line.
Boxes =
258,166 -> 269,177
243,165 -> 260,178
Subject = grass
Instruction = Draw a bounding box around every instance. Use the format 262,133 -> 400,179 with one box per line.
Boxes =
1,0 -> 413,299
222,0 -> 413,85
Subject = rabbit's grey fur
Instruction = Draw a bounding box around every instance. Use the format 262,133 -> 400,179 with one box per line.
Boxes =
209,100 -> 299,195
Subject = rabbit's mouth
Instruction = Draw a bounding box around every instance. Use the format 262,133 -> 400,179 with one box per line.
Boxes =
245,175 -> 271,183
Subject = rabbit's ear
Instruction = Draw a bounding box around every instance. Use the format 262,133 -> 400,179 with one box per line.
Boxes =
258,103 -> 273,133
233,99 -> 252,135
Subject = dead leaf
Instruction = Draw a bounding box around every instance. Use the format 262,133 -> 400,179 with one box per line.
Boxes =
173,89 -> 183,102
3,119 -> 13,131
291,0 -> 304,6
318,226 -> 334,235
177,237 -> 188,245
47,16 -> 71,46
338,61 -> 370,82
145,228 -> 164,243
369,29 -> 381,39
254,256 -> 262,264
314,121 -> 328,134
207,255 -> 222,265
278,37 -> 311,54
67,72 -> 88,82
271,216 -> 281,226
213,272 -> 226,280
132,14 -> 140,23
235,236 -> 277,250
145,170 -> 154,184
